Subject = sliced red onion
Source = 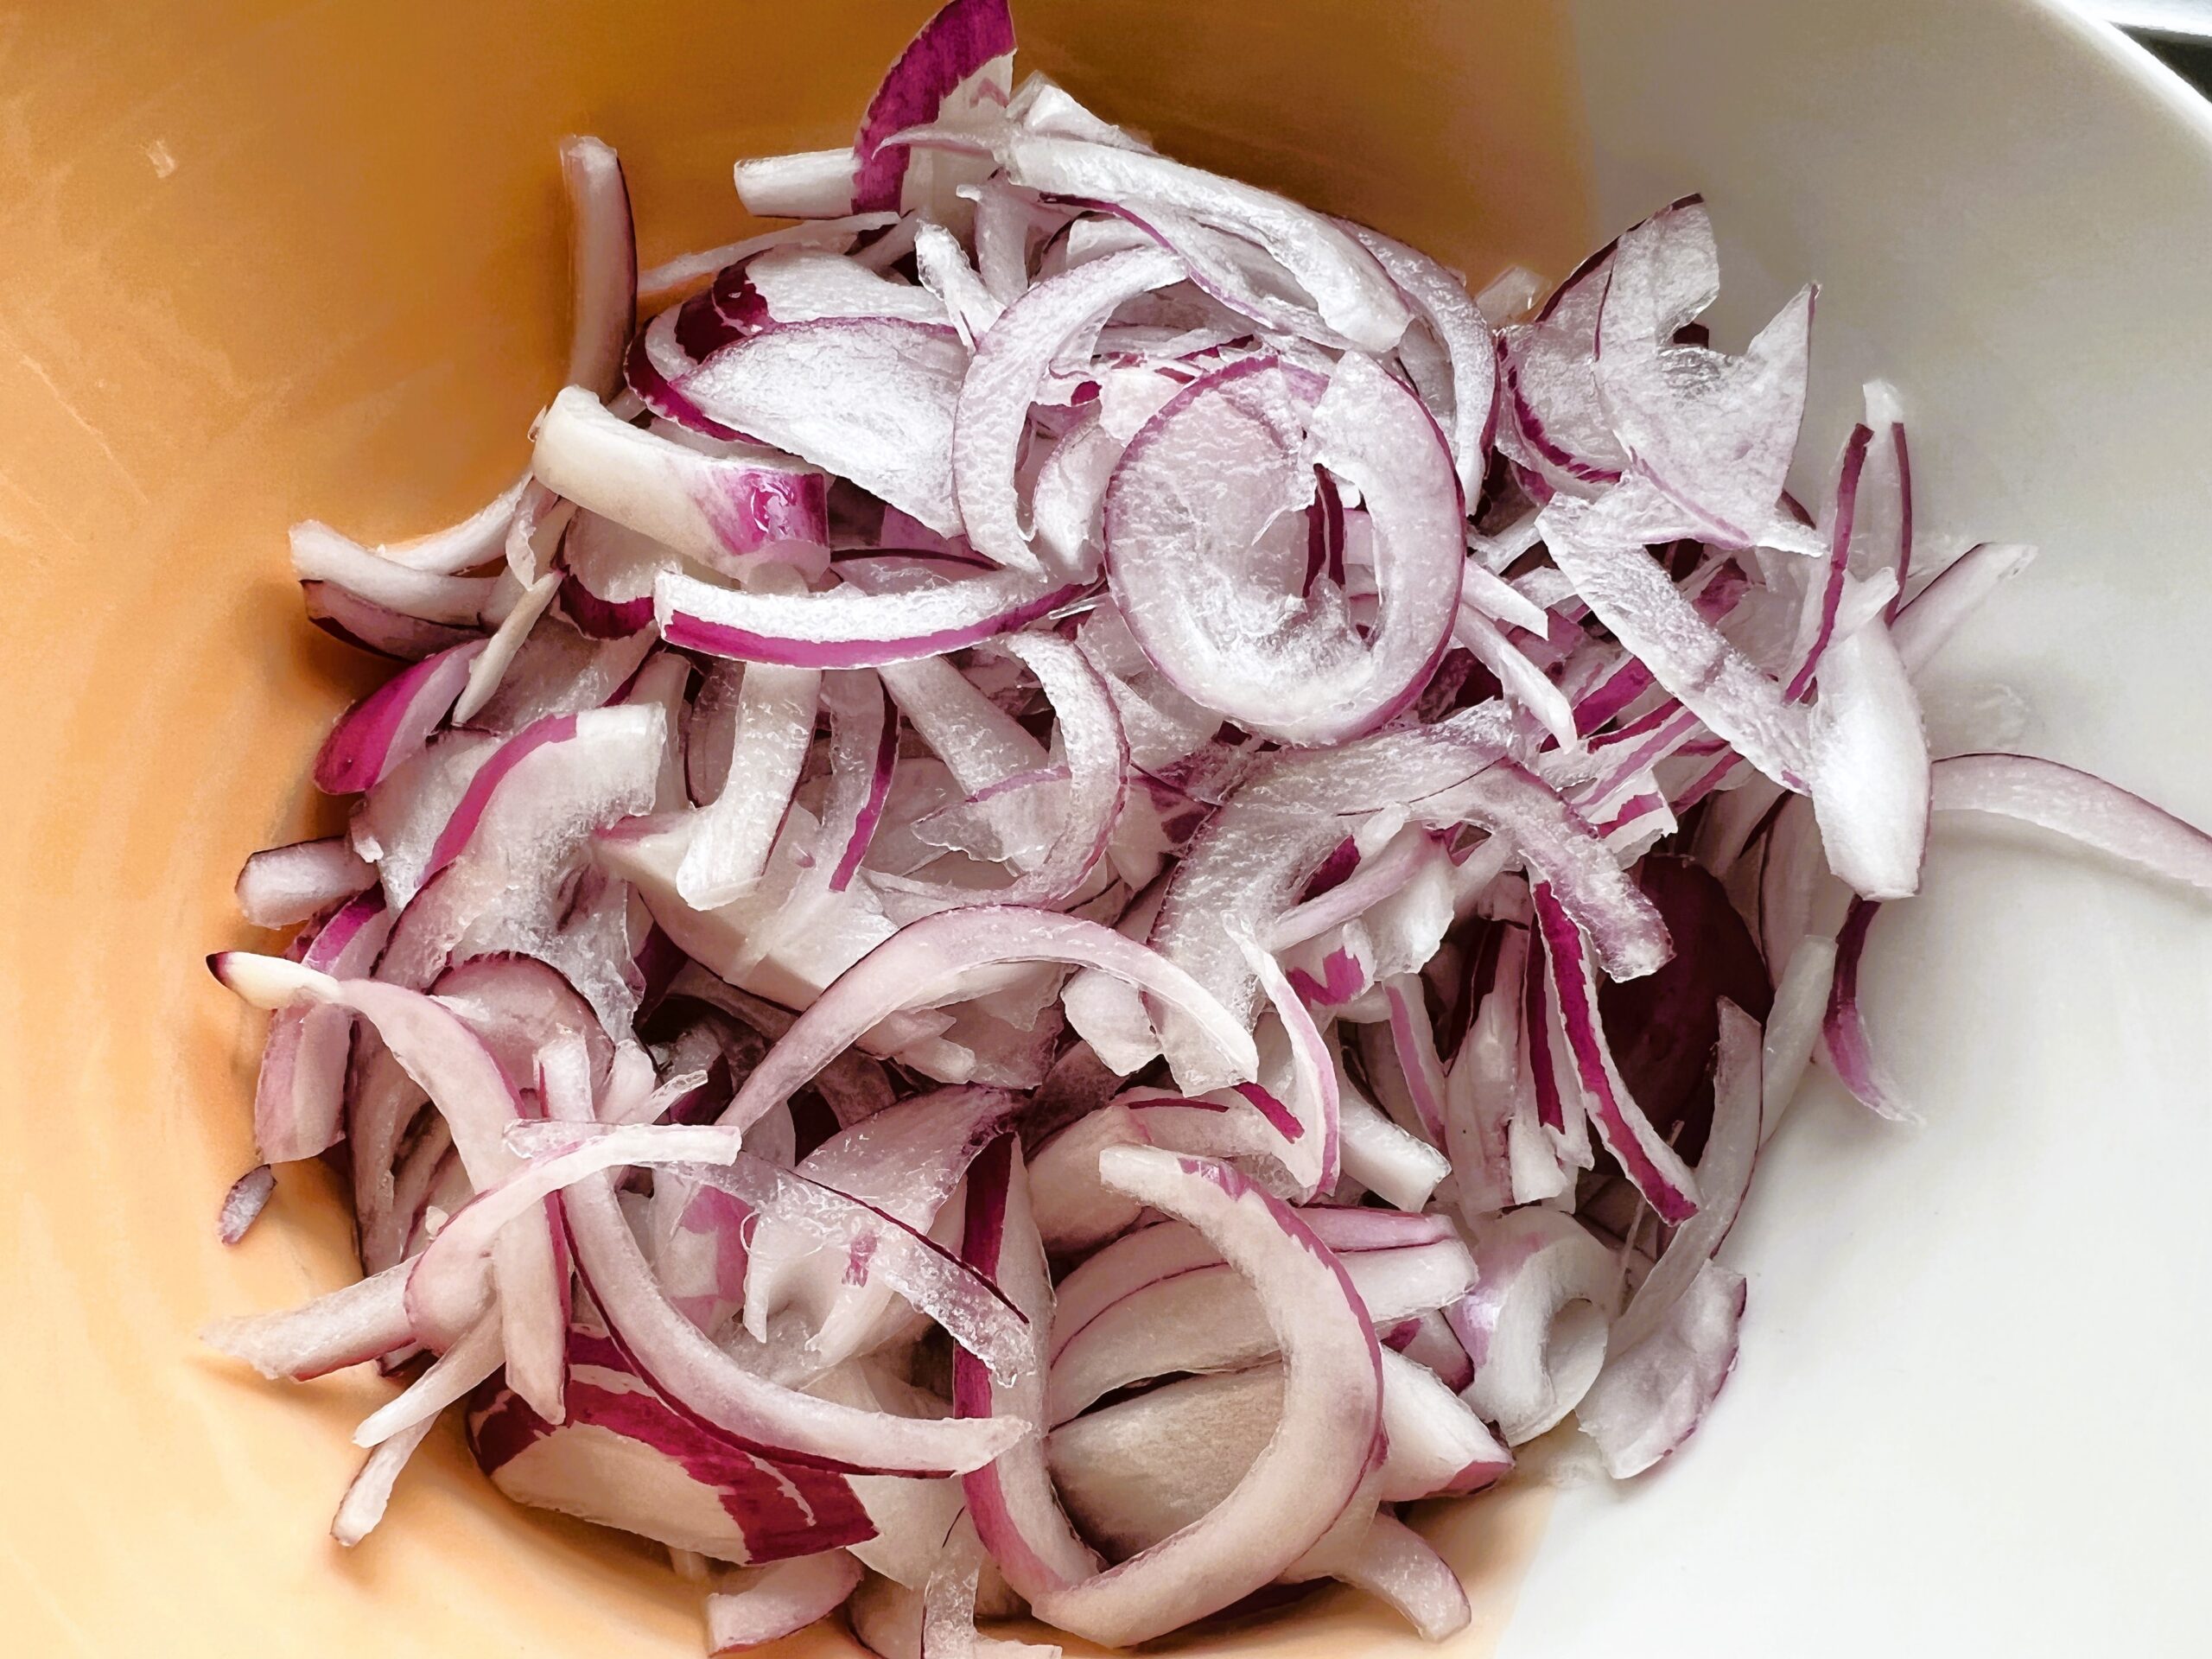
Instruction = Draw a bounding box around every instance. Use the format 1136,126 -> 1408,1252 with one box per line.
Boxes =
1808,618 -> 1930,900
296,477 -> 526,579
1024,1149 -> 1382,1647
678,1154 -> 1033,1386
991,136 -> 1408,353
734,149 -> 859,219
1544,480 -> 1815,789
330,1412 -> 439,1547
253,894 -> 392,1162
1930,752 -> 2212,891
955,1136 -> 1105,1602
215,1164 -> 276,1245
1441,925 -> 1527,1217
1611,1001 -> 1761,1356
1387,1308 -> 1479,1398
313,639 -> 486,794
1453,602 -> 1578,747
954,244 -> 1184,577
563,1157 -> 1025,1476
1338,1073 -> 1452,1213
682,320 -> 970,537
1575,1259 -> 1746,1478
1046,1228 -> 1472,1425
851,0 -> 1015,217
914,220 -> 1005,346
1819,895 -> 1915,1123
451,569 -> 561,725
596,816 -> 904,1030
658,563 -> 1083,667
1448,1206 -> 1619,1444
302,579 -> 483,660
639,215 -> 900,309
558,136 -> 637,399
680,663 -> 821,908
1104,352 -> 1463,745
732,247 -> 952,331
467,1319 -> 874,1562
1532,883 -> 1700,1221
744,1085 -> 1021,1368
1598,281 -> 1815,550
1760,932 -> 1837,1141
717,907 -> 1255,1134
234,837 -> 377,928
351,1314 -> 505,1450
1892,542 -> 2037,673
1043,1357 -> 1483,1633
1419,762 -> 1671,979
706,1551 -> 866,1651
1347,223 -> 1497,499
201,1260 -> 414,1381
293,520 -> 509,626
531,388 -> 832,573
210,952 -> 569,1417
874,634 -> 1128,918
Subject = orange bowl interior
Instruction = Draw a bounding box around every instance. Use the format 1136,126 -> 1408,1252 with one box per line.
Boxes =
0,2 -> 1593,1653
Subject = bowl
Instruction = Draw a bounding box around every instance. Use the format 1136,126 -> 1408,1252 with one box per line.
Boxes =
3,1 -> 2208,1654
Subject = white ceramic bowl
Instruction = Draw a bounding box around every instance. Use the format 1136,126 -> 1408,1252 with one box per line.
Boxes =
1,2 -> 2204,1654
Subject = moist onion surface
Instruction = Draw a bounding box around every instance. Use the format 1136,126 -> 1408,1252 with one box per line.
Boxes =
202,3 -> 2212,1652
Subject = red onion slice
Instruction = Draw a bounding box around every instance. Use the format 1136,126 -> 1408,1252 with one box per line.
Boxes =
292,477 -> 526,579
468,1319 -> 874,1563
851,0 -> 1015,218
1448,1206 -> 1620,1444
1532,883 -> 1701,1221
302,580 -> 484,660
1104,352 -> 1464,744
732,247 -> 952,331
292,521 -> 509,626
215,1164 -> 277,1246
531,389 -> 832,572
1610,1001 -> 1761,1355
313,639 -> 486,794
211,953 -> 571,1420
680,663 -> 821,908
706,1552 -> 866,1651
1346,223 -> 1498,499
874,633 -> 1128,918
1046,1231 -> 1474,1424
682,320 -> 970,537
744,1085 -> 1022,1370
1598,283 -> 1816,550
1023,1148 -> 1383,1647
1543,480 -> 1815,790
956,1136 -> 1106,1602
954,244 -> 1185,577
716,906 -> 1257,1133
234,837 -> 377,929
1931,752 -> 2212,891
563,1164 -> 1025,1477
734,149 -> 860,219
994,135 -> 1409,353
1892,542 -> 2037,673
558,136 -> 637,400
1808,618 -> 1930,900
330,1412 -> 439,1547
201,1260 -> 415,1381
1575,1259 -> 1746,1478
657,563 -> 1084,668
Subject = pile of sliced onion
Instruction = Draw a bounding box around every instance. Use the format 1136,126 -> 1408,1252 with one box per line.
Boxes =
204,2 -> 2212,1651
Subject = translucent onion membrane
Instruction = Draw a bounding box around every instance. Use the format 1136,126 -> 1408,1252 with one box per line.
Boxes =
204,0 -> 2212,1650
